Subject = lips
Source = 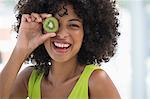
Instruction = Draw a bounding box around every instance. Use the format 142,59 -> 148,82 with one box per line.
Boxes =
53,42 -> 71,48
52,41 -> 72,53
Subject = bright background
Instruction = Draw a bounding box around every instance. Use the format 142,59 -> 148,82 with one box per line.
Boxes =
0,0 -> 150,99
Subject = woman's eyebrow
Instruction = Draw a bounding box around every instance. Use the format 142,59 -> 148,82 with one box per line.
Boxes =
69,18 -> 82,22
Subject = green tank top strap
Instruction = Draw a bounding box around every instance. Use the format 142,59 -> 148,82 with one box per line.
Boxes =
28,69 -> 44,99
68,64 -> 101,99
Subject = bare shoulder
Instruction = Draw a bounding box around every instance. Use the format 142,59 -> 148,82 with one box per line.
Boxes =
15,66 -> 35,90
89,69 -> 111,91
10,66 -> 34,99
89,68 -> 121,99
17,66 -> 34,81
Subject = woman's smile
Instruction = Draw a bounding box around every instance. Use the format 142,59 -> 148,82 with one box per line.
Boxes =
52,40 -> 72,54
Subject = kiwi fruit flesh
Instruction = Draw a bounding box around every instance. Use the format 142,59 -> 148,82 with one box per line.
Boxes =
43,17 -> 59,33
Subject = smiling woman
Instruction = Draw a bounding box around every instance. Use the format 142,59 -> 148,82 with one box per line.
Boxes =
0,0 -> 121,99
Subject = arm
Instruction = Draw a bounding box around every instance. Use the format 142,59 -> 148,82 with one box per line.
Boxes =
89,69 -> 121,99
0,47 -> 29,99
0,13 -> 56,99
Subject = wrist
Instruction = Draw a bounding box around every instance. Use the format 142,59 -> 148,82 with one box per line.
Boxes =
13,46 -> 30,61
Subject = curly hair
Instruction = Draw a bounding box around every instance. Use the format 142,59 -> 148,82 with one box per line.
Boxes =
14,0 -> 120,75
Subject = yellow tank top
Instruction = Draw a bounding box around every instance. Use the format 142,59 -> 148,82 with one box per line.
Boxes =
27,64 -> 101,99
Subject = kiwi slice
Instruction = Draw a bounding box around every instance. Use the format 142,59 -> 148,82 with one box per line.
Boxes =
43,17 -> 59,33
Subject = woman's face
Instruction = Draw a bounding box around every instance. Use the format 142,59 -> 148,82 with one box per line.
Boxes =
44,4 -> 84,63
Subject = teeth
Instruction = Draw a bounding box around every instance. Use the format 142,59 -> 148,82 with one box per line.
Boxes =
54,42 -> 70,48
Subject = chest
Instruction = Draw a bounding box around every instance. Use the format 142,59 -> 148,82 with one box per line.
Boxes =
41,77 -> 78,99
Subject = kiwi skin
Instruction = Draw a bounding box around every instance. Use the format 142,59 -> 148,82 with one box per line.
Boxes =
43,17 -> 59,33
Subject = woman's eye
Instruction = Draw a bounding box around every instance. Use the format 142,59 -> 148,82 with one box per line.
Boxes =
69,24 -> 80,28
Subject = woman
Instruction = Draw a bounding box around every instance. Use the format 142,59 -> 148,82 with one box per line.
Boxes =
0,0 -> 121,99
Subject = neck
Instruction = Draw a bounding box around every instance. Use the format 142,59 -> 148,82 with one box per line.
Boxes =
47,58 -> 83,86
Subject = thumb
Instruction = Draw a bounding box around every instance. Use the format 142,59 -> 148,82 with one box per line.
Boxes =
39,33 -> 56,44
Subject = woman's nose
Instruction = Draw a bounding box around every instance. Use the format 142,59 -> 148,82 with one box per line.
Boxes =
56,26 -> 69,39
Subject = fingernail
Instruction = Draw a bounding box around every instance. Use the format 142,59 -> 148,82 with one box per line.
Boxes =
47,14 -> 52,17
28,18 -> 32,22
37,18 -> 42,22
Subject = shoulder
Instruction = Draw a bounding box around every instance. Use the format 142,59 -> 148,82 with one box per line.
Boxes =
89,68 -> 109,90
10,66 -> 35,98
16,66 -> 35,88
89,68 -> 121,99
17,66 -> 34,80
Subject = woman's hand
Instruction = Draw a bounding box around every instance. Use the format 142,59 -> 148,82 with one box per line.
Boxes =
15,13 -> 56,58
0,13 -> 56,99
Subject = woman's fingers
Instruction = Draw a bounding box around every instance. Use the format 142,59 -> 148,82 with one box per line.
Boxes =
31,13 -> 42,22
30,15 -> 36,22
21,14 -> 32,22
40,13 -> 52,19
22,13 -> 53,23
